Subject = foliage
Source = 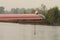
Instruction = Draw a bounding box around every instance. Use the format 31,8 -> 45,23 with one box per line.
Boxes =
46,7 -> 60,25
31,9 -> 35,14
0,7 -> 5,14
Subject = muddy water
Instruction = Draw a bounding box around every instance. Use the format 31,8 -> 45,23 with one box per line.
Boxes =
0,22 -> 60,40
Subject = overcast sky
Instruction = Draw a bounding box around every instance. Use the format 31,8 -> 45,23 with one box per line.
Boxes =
0,0 -> 60,10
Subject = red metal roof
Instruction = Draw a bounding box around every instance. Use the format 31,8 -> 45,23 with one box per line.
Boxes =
0,14 -> 43,21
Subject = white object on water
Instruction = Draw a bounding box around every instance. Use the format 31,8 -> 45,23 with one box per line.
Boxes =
35,10 -> 45,19
35,11 -> 38,14
38,14 -> 46,19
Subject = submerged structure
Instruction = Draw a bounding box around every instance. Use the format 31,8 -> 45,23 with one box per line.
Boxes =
0,14 -> 45,24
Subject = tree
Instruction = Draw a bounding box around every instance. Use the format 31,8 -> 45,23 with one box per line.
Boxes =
20,8 -> 26,14
26,9 -> 32,13
11,8 -> 16,14
15,8 -> 20,14
0,7 -> 5,14
31,9 -> 35,14
39,4 -> 47,16
46,6 -> 59,25
11,8 -> 20,14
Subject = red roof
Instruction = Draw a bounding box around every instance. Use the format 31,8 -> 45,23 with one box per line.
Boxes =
0,14 -> 43,21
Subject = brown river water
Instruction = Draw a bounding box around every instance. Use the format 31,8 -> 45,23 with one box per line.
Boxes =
0,22 -> 60,40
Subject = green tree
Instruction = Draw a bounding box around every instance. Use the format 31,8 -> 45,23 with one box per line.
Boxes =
15,8 -> 20,14
20,8 -> 26,14
40,4 -> 46,11
11,8 -> 16,14
23,9 -> 26,14
31,9 -> 35,14
11,8 -> 20,14
46,6 -> 59,25
0,7 -> 5,14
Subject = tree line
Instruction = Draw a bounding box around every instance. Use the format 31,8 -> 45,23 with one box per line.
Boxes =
0,7 -> 37,14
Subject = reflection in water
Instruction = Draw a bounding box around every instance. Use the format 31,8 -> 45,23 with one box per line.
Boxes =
0,22 -> 60,40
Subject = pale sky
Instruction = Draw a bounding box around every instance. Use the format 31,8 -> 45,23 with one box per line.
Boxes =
0,0 -> 60,10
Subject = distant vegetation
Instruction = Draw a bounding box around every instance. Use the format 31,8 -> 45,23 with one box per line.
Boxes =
0,4 -> 60,25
